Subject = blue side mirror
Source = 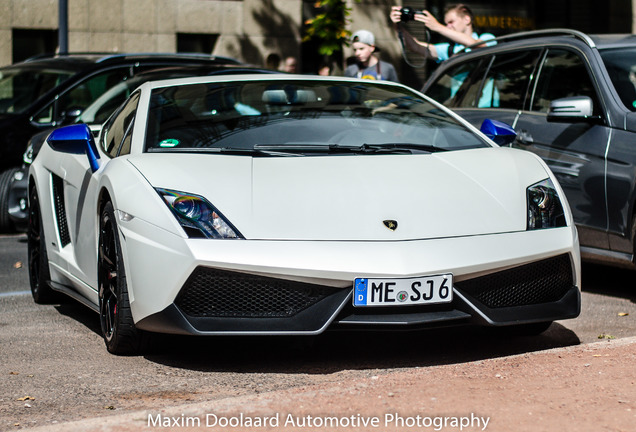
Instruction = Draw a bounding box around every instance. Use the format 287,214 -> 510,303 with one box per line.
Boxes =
480,119 -> 517,146
47,124 -> 101,172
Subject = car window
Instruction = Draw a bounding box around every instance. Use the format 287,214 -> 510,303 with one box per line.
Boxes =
425,59 -> 484,107
77,81 -> 134,125
599,48 -> 636,111
531,49 -> 600,114
461,50 -> 540,109
144,80 -> 491,154
101,92 -> 140,158
0,67 -> 74,115
32,67 -> 132,126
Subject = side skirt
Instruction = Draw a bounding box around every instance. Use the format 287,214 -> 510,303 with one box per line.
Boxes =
49,280 -> 99,313
580,246 -> 635,270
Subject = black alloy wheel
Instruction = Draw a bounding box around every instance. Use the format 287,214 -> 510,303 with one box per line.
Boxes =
0,167 -> 19,233
27,186 -> 58,303
98,201 -> 146,355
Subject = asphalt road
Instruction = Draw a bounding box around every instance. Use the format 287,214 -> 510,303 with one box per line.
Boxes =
1,234 -> 635,430
0,234 -> 29,297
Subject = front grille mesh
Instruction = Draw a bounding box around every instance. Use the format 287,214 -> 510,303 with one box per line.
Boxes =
455,254 -> 573,308
175,267 -> 339,318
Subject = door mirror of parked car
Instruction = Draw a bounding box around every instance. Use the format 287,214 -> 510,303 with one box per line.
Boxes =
87,124 -> 103,138
480,119 -> 517,146
47,124 -> 101,172
547,96 -> 595,123
60,108 -> 83,125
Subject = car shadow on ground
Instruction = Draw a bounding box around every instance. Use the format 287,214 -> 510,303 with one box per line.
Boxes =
141,323 -> 580,374
51,295 -> 582,374
581,262 -> 636,303
54,302 -> 102,333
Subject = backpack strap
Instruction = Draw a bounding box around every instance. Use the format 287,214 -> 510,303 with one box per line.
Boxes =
447,42 -> 456,59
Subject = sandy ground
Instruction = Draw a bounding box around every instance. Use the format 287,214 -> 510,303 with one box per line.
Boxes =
25,336 -> 636,432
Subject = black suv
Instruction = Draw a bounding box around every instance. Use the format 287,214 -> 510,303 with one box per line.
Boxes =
0,53 -> 240,231
423,29 -> 636,270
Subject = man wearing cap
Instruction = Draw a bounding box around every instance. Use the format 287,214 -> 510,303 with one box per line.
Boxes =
345,30 -> 399,82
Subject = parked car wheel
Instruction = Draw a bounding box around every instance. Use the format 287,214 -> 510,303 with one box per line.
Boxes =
98,201 -> 147,355
0,167 -> 19,232
28,186 -> 59,304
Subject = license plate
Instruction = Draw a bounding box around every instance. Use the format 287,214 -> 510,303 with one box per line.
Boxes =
353,274 -> 453,307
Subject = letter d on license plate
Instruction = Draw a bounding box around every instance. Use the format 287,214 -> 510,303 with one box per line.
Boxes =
353,274 -> 453,307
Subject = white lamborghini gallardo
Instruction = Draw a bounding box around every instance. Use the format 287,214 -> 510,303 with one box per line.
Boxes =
27,75 -> 581,354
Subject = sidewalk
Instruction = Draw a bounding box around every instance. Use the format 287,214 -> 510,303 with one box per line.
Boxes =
29,337 -> 636,432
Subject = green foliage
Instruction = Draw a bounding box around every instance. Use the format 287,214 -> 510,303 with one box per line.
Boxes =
303,0 -> 359,56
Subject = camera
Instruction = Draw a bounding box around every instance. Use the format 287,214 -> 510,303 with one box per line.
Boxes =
400,6 -> 422,22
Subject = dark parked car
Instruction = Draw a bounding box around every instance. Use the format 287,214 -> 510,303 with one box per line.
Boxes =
423,29 -> 636,270
7,64 -> 278,231
0,52 -> 241,231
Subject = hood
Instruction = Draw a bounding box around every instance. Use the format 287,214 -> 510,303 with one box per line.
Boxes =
128,147 -> 549,241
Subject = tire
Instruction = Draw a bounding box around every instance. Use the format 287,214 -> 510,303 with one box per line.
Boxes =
631,214 -> 636,267
28,186 -> 60,304
0,167 -> 19,233
98,201 -> 147,355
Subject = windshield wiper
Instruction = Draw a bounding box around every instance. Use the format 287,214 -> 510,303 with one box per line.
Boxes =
148,147 -> 300,157
361,143 -> 448,153
211,147 -> 302,156
253,143 -> 359,153
253,143 -> 447,154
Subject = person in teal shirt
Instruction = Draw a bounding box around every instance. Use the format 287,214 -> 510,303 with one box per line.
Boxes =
390,3 -> 495,63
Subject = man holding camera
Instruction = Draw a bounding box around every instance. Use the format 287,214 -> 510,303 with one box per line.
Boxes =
390,3 -> 494,63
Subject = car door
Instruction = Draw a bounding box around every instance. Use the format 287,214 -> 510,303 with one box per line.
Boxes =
513,48 -> 610,250
61,92 -> 140,295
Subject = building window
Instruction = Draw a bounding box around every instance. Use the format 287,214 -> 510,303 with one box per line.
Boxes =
13,29 -> 58,63
177,33 -> 219,54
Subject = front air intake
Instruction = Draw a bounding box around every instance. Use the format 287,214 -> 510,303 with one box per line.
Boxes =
455,254 -> 574,308
175,267 -> 340,318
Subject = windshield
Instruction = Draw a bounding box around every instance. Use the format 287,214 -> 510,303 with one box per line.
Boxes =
0,66 -> 75,114
144,80 -> 489,155
600,48 -> 636,111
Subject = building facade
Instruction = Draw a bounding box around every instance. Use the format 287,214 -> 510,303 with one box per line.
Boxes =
1,0 -> 634,83
1,0 -> 304,66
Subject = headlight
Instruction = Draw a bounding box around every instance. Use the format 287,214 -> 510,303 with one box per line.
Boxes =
527,179 -> 566,230
157,188 -> 243,239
